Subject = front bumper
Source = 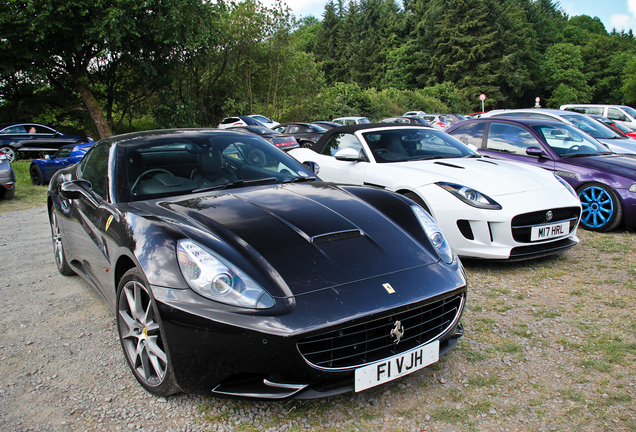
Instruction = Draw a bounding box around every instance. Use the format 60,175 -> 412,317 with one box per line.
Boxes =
152,262 -> 467,398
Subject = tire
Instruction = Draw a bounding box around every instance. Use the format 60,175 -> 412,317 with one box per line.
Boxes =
49,208 -> 74,276
30,164 -> 44,185
300,141 -> 313,149
404,192 -> 432,214
1,185 -> 15,200
0,146 -> 16,163
117,268 -> 179,397
577,183 -> 622,232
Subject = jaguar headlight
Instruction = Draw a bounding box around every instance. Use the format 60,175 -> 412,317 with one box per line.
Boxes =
436,182 -> 502,210
412,205 -> 455,264
554,173 -> 577,197
629,183 -> 636,193
177,240 -> 275,309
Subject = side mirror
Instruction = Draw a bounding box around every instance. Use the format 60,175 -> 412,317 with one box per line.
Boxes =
302,161 -> 320,175
60,180 -> 99,207
334,147 -> 363,161
526,146 -> 546,158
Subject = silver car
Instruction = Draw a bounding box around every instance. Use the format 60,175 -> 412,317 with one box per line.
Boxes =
0,150 -> 16,200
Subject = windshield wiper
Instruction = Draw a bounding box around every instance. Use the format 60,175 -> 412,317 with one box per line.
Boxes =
281,176 -> 317,183
193,177 -> 278,193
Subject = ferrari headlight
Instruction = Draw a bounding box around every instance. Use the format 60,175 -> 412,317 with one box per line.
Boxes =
177,240 -> 275,309
554,173 -> 577,197
412,205 -> 455,264
436,182 -> 502,210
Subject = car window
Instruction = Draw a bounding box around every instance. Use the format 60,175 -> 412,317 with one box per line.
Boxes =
448,122 -> 486,148
321,133 -> 365,157
55,147 -> 73,158
485,123 -> 541,156
561,114 -> 617,139
79,142 -> 110,199
531,124 -> 607,156
2,125 -> 28,134
607,108 -> 628,121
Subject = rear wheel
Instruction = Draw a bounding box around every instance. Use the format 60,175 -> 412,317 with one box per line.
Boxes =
30,164 -> 44,185
117,268 -> 179,396
0,146 -> 15,162
577,183 -> 622,232
300,141 -> 313,148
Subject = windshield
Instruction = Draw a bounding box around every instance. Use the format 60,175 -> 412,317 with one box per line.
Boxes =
622,106 -> 636,118
362,128 -> 478,163
561,114 -> 622,139
116,132 -> 315,202
530,124 -> 611,157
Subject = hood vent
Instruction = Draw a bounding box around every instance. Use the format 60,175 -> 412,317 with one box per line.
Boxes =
312,229 -> 364,244
433,161 -> 465,169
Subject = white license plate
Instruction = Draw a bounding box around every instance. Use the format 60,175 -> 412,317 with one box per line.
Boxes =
530,221 -> 569,241
354,340 -> 439,392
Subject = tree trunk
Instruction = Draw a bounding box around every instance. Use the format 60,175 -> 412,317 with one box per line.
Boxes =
74,79 -> 113,139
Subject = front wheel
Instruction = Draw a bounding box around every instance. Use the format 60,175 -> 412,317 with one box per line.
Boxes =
31,164 -> 44,185
117,268 -> 179,396
577,183 -> 622,232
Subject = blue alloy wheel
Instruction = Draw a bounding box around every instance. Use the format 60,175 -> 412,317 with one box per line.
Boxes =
577,183 -> 622,232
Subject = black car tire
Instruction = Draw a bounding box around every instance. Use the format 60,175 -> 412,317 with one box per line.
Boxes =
0,146 -> 16,163
30,164 -> 44,185
576,182 -> 623,232
404,192 -> 432,214
300,141 -> 313,148
49,208 -> 74,276
117,268 -> 180,397
0,185 -> 15,200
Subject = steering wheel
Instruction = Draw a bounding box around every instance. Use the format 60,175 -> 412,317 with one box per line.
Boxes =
564,145 -> 580,155
131,169 -> 175,192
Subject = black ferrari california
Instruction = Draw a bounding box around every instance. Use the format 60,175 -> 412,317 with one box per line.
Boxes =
48,129 -> 466,399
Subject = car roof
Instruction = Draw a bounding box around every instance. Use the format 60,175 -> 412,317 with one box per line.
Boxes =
452,117 -> 566,127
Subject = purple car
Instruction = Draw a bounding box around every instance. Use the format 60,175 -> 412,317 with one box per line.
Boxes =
446,117 -> 636,232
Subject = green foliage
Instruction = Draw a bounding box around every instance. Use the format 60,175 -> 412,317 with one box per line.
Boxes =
541,43 -> 593,107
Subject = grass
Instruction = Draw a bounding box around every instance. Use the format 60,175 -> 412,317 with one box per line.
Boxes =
0,160 -> 48,213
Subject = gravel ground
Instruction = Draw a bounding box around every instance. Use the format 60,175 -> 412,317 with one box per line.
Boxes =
1,206 -> 635,432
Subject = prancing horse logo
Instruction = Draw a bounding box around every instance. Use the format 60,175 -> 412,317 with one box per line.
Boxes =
390,320 -> 405,345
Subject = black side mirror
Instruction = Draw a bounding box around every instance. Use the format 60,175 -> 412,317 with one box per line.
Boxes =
60,180 -> 99,207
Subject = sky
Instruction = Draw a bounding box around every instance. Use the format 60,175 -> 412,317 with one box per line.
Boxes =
264,0 -> 636,33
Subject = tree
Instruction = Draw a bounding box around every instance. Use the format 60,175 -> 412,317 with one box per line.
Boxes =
0,0 -> 218,138
541,43 -> 592,106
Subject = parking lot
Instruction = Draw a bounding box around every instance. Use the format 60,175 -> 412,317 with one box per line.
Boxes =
1,206 -> 635,431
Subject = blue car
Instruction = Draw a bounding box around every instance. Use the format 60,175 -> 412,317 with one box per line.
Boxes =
30,142 -> 93,185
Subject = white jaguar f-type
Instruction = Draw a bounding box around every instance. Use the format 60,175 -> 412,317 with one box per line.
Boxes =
290,124 -> 582,261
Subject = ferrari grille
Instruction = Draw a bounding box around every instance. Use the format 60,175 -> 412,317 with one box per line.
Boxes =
511,206 -> 580,243
297,293 -> 464,370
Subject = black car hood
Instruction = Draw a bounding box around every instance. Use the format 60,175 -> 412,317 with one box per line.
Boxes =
131,183 -> 438,297
565,153 -> 636,178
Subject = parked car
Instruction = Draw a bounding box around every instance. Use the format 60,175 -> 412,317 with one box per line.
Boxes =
272,122 -> 327,148
446,117 -> 636,232
245,114 -> 279,128
217,116 -> 267,129
226,126 -> 299,151
29,142 -> 93,185
445,114 -> 468,125
48,128 -> 466,398
332,117 -> 370,125
589,115 -> 636,139
403,111 -> 427,116
482,109 -> 636,154
0,150 -> 16,200
0,123 -> 93,162
560,104 -> 636,130
380,116 -> 430,126
405,114 -> 449,130
311,121 -> 342,130
290,124 -> 582,261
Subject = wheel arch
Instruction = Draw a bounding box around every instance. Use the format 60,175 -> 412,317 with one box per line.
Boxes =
114,255 -> 138,296
395,188 -> 432,214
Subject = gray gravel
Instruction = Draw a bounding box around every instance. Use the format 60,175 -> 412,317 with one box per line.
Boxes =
1,206 -> 635,432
